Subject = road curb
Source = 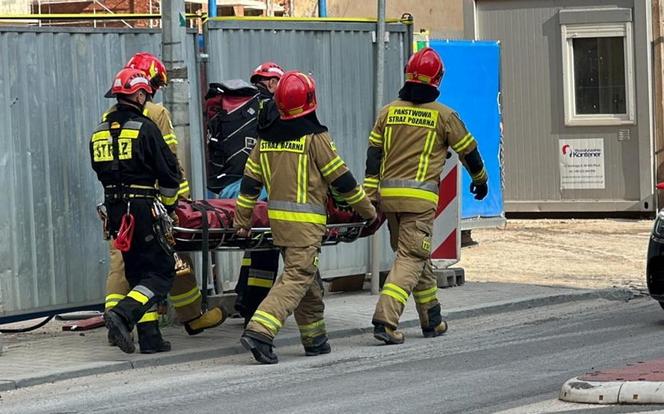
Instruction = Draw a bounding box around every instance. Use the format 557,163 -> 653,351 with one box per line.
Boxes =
2,288 -> 631,391
560,377 -> 664,404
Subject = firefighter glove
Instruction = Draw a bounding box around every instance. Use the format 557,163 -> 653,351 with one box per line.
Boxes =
470,182 -> 488,200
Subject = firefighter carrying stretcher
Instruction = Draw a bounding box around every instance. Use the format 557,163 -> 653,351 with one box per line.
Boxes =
103,53 -> 225,354
234,71 -> 377,364
90,68 -> 181,354
364,47 -> 489,345
205,62 -> 286,326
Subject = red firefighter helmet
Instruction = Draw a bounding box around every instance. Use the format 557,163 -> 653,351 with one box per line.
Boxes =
405,47 -> 445,88
107,68 -> 153,98
125,52 -> 168,89
250,61 -> 285,83
275,71 -> 318,120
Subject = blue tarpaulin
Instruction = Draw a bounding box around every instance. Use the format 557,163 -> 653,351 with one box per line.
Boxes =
431,40 -> 503,220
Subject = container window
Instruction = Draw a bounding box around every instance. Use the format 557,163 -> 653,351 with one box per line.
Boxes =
561,22 -> 635,126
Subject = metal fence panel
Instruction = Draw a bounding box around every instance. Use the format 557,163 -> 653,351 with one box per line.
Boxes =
206,19 -> 408,280
0,27 -> 203,318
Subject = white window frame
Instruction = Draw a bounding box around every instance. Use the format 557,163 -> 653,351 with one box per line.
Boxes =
561,22 -> 635,126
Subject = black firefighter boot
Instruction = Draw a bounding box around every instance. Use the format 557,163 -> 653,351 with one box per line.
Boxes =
105,310 -> 136,354
304,335 -> 332,356
421,304 -> 448,338
137,320 -> 171,354
240,331 -> 278,364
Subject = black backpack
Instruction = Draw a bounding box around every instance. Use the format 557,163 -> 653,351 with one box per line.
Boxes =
205,80 -> 260,193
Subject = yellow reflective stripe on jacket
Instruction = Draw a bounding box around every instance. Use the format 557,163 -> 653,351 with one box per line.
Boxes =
296,154 -> 309,203
381,127 -> 393,177
416,130 -> 436,181
161,194 -> 178,207
237,194 -> 257,209
413,286 -> 438,304
119,129 -> 139,139
260,153 -> 272,193
178,180 -> 190,197
91,130 -> 112,142
170,287 -> 201,308
380,187 -> 439,204
384,127 -> 393,153
268,209 -> 327,225
451,133 -> 475,153
346,186 -> 367,205
246,158 -> 262,176
163,133 -> 178,146
382,282 -> 409,305
242,257 -> 252,267
251,310 -> 282,334
137,311 -> 160,324
369,130 -> 383,146
363,177 -> 380,189
320,156 -> 344,178
471,167 -> 488,184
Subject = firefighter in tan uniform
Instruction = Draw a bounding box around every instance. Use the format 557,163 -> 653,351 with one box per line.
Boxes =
103,53 -> 225,352
234,71 -> 377,364
364,47 -> 489,345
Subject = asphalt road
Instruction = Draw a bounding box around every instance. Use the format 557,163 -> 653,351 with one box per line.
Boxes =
2,297 -> 664,414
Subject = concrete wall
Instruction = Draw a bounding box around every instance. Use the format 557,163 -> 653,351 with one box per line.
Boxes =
0,0 -> 29,13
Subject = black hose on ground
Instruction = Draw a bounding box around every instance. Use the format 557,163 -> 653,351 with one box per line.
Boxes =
0,315 -> 54,333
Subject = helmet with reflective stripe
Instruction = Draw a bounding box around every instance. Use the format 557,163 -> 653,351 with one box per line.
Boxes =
275,71 -> 317,120
125,52 -> 168,89
250,61 -> 285,83
405,47 -> 445,88
108,68 -> 153,97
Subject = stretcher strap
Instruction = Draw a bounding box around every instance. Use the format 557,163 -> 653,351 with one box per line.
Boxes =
191,203 -> 210,311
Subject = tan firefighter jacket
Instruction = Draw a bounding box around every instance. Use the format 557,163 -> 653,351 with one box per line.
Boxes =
364,99 -> 487,213
103,101 -> 190,199
234,131 -> 376,247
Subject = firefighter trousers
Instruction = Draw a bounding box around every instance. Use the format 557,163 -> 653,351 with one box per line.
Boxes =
372,208 -> 441,331
106,246 -> 202,323
245,245 -> 326,347
106,199 -> 176,328
234,249 -> 280,325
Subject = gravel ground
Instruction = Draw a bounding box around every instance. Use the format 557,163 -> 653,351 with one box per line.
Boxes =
459,219 -> 652,291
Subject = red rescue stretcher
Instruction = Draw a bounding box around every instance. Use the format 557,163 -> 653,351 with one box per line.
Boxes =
173,199 -> 384,251
172,199 -> 384,308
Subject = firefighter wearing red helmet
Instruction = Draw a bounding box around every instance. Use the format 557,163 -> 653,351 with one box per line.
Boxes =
90,68 -> 182,354
102,53 -> 226,352
364,47 -> 489,345
234,71 -> 376,364
214,61 -> 285,328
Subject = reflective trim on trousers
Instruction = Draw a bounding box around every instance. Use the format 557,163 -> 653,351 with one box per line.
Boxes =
170,287 -> 201,309
381,282 -> 409,305
137,310 -> 159,324
105,293 -> 125,310
251,310 -> 282,335
413,286 -> 438,304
